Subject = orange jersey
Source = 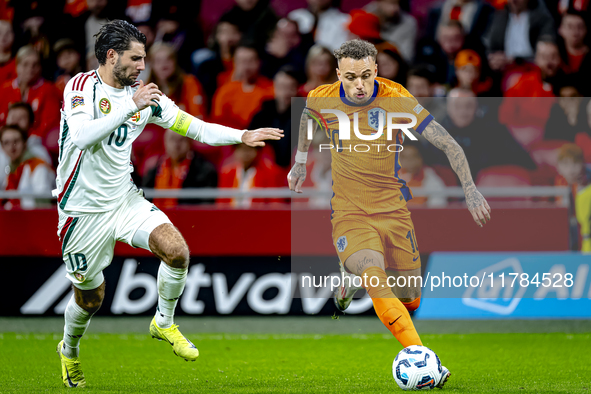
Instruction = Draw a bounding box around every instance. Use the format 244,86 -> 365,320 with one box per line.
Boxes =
307,77 -> 433,214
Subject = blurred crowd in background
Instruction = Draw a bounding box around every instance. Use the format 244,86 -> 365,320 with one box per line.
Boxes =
0,0 -> 590,212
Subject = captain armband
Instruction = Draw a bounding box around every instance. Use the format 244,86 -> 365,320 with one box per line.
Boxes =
170,110 -> 193,136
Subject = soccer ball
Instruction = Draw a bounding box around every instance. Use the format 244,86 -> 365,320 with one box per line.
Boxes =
392,345 -> 442,391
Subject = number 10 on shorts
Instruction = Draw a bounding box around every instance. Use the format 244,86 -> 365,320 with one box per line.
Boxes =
66,253 -> 88,272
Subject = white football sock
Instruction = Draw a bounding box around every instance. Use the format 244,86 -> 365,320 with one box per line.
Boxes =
155,262 -> 187,329
62,295 -> 92,358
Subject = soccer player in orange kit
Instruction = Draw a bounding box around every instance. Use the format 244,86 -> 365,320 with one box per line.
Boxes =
287,39 -> 492,388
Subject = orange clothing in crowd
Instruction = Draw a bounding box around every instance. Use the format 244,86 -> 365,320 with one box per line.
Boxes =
2,156 -> 53,209
565,52 -> 585,74
499,64 -> 555,130
211,77 -> 274,130
216,59 -> 235,89
0,0 -> 14,20
55,74 -> 72,94
0,58 -> 16,83
0,78 -> 62,138
218,156 -> 285,206
152,156 -> 193,209
170,74 -> 207,119
63,0 -> 87,17
298,83 -> 315,97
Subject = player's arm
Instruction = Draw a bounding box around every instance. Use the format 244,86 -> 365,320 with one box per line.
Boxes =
68,80 -> 161,150
422,120 -> 491,227
287,107 -> 321,193
154,95 -> 283,147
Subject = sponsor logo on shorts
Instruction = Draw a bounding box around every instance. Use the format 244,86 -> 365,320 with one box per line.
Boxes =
337,236 -> 347,252
74,272 -> 85,282
99,98 -> 111,114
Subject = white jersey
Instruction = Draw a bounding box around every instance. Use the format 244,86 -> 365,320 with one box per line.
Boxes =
54,70 -> 179,213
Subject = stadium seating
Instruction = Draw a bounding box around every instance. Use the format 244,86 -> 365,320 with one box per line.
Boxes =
575,132 -> 591,164
507,125 -> 545,151
432,164 -> 458,186
529,140 -> 570,169
475,165 -> 532,202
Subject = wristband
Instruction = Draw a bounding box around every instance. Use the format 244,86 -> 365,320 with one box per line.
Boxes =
295,150 -> 308,164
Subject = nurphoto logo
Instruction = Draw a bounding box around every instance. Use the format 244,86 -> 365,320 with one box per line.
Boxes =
308,109 -> 417,153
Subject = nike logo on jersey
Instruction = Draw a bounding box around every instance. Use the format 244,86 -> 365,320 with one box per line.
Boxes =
412,256 -> 419,262
389,316 -> 402,325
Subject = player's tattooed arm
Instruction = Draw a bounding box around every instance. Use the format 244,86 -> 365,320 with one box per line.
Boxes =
288,109 -> 320,193
422,120 -> 491,227
356,256 -> 374,274
296,108 -> 320,152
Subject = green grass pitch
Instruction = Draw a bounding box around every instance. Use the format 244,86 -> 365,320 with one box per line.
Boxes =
0,318 -> 590,393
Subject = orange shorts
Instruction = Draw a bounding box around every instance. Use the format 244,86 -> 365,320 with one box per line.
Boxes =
331,207 -> 421,272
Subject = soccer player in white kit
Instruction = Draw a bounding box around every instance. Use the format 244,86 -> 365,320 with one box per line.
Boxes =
54,20 -> 283,388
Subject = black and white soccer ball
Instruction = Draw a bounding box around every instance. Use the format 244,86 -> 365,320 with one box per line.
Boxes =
392,345 -> 442,391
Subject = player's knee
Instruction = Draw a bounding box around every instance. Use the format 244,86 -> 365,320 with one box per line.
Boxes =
167,244 -> 190,269
85,301 -> 103,315
77,297 -> 103,315
74,281 -> 105,315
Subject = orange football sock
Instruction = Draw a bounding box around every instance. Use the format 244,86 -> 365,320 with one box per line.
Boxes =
402,297 -> 421,312
362,266 -> 422,347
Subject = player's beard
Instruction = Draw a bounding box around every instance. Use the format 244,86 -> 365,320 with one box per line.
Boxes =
113,59 -> 137,87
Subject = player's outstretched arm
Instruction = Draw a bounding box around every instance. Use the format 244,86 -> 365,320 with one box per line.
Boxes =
241,128 -> 285,147
159,102 -> 283,147
287,108 -> 320,193
422,120 -> 491,227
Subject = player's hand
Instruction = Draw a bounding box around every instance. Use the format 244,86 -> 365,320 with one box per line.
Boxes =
241,128 -> 284,147
465,186 -> 491,227
287,163 -> 306,193
132,80 -> 163,110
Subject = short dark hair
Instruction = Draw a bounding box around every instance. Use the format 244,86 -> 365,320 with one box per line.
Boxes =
408,65 -> 437,85
235,40 -> 262,60
333,39 -> 377,64
94,20 -> 147,65
562,8 -> 587,25
276,65 -> 301,83
0,124 -> 27,143
8,102 -> 34,126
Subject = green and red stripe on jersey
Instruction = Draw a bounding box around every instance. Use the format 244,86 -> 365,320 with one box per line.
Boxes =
58,151 -> 83,210
60,216 -> 79,255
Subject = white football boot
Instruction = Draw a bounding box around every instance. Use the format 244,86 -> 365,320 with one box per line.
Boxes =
333,261 -> 364,312
437,365 -> 451,388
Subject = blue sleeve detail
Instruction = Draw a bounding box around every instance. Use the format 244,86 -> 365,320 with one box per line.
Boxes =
415,114 -> 433,135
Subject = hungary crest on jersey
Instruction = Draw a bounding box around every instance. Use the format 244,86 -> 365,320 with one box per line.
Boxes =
99,98 -> 111,114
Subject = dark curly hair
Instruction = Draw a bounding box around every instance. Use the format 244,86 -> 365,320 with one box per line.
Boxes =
94,20 -> 146,65
333,39 -> 378,64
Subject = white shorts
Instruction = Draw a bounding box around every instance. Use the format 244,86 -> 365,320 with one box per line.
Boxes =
57,187 -> 171,290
